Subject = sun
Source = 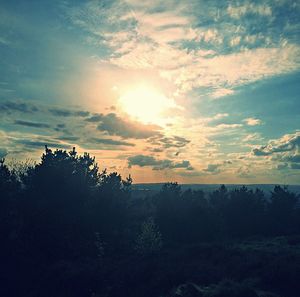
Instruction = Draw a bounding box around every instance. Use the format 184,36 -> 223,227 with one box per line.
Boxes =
118,85 -> 177,124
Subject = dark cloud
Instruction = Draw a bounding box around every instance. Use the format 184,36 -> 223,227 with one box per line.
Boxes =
290,163 -> 300,170
276,158 -> 300,170
56,136 -> 80,142
172,160 -> 194,170
148,135 -> 190,149
282,154 -> 300,163
49,108 -> 89,117
128,154 -> 193,170
149,147 -> 164,153
128,155 -> 159,167
14,120 -> 51,129
14,139 -> 69,149
97,113 -> 161,139
277,163 -> 289,170
252,148 -> 270,156
92,138 -> 135,147
0,101 -> 39,114
54,123 -> 67,132
85,114 -> 103,122
75,111 -> 90,117
236,166 -> 255,178
203,164 -> 221,174
277,162 -> 300,170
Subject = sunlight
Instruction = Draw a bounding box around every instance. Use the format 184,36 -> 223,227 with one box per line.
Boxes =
118,85 -> 177,123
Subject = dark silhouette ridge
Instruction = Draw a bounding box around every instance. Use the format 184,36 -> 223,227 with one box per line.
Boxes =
0,147 -> 300,297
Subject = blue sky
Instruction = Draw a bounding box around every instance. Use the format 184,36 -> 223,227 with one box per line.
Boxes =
0,0 -> 300,183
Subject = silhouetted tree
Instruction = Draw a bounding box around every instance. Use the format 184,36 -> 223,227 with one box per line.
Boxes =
21,146 -> 100,260
223,186 -> 266,237
268,185 -> 298,235
0,158 -> 20,245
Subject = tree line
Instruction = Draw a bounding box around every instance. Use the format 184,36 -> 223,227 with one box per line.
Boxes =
1,147 -> 300,297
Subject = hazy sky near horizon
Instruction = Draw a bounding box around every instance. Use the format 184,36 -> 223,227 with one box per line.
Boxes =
0,0 -> 300,183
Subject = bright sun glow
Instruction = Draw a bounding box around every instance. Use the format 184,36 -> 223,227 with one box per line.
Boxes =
118,85 -> 177,124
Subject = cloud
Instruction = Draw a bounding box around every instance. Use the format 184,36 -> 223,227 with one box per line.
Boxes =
227,3 -> 272,19
56,136 -> 80,142
69,0 -> 300,99
49,108 -> 90,117
242,133 -> 262,142
212,113 -> 229,120
91,138 -> 135,147
128,154 -> 193,170
203,163 -> 221,174
14,120 -> 50,129
277,162 -> 300,170
290,163 -> 300,170
243,117 -> 262,126
236,166 -> 255,178
85,114 -> 103,122
0,102 -> 90,118
282,154 -> 300,163
148,135 -> 190,149
252,132 -> 300,156
230,36 -> 241,47
14,139 -> 69,149
211,88 -> 234,99
97,113 -> 161,139
253,132 -> 300,171
213,123 -> 243,131
0,101 -> 39,113
277,163 -> 289,170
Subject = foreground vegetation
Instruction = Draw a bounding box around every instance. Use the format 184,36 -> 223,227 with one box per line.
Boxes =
1,147 -> 300,297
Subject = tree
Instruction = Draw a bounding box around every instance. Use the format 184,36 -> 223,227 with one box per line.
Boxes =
135,217 -> 162,256
21,147 -> 100,260
268,185 -> 298,235
223,186 -> 266,237
0,158 -> 20,244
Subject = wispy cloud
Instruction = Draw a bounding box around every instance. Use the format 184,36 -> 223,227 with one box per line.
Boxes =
91,137 -> 135,147
68,0 -> 300,99
227,3 -> 272,18
1,0 -> 299,183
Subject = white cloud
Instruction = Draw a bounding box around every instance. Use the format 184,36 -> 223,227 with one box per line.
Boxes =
253,131 -> 300,156
211,88 -> 234,99
69,1 -> 300,99
212,123 -> 243,131
230,36 -> 241,47
212,113 -> 229,120
243,118 -> 262,126
227,3 -> 272,18
242,133 -> 262,142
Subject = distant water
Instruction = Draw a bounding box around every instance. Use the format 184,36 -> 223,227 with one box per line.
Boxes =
131,183 -> 300,198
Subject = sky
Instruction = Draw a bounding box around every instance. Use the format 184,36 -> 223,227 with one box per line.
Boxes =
0,0 -> 300,184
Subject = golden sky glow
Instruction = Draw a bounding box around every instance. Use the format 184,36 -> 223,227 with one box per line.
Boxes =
1,0 -> 300,184
118,84 -> 179,124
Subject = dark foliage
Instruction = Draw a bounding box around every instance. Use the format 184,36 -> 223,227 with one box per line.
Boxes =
0,148 -> 299,297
